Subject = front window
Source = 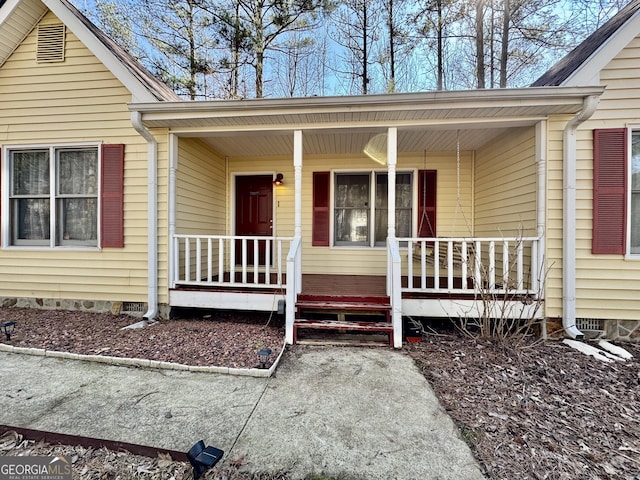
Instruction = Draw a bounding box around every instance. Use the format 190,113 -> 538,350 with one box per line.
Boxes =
9,146 -> 98,247
631,132 -> 640,254
334,171 -> 413,247
335,173 -> 370,245
375,172 -> 412,244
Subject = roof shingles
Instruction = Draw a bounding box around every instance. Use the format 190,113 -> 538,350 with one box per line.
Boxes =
59,0 -> 180,101
532,0 -> 640,86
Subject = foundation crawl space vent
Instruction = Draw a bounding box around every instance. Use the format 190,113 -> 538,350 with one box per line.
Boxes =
122,302 -> 147,313
575,318 -> 604,332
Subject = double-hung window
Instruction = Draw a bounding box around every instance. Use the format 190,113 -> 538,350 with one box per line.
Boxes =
9,146 -> 98,247
334,171 -> 412,247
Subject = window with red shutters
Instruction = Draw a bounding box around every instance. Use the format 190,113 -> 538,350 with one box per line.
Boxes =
417,170 -> 437,237
312,171 -> 330,246
101,144 -> 125,248
592,128 -> 627,254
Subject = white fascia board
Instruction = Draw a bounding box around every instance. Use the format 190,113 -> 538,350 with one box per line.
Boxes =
40,0 -> 158,103
0,0 -> 48,67
0,0 -> 21,24
564,10 -> 640,87
129,86 -> 605,118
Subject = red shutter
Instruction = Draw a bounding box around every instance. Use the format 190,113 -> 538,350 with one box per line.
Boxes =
417,170 -> 437,237
312,171 -> 330,246
101,144 -> 125,248
593,128 -> 627,254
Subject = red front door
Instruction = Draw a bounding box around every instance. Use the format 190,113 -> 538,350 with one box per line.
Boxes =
235,175 -> 273,264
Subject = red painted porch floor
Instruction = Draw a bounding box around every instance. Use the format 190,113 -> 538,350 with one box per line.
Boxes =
173,273 -> 475,345
300,274 -> 387,299
175,273 -> 470,297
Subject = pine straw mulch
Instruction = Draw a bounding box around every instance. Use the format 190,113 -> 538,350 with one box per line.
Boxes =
2,307 -> 640,479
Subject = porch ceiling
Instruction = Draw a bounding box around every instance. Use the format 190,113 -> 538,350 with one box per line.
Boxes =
130,86 -> 605,157
182,124 -> 522,157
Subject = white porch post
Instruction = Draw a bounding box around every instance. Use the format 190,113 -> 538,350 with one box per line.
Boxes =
294,130 -> 303,290
387,127 -> 402,347
286,130 -> 303,345
387,127 -> 397,238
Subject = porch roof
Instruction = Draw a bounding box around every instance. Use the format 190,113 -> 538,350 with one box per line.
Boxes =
129,86 -> 604,156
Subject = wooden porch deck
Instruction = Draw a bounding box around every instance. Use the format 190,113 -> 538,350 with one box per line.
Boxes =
300,274 -> 386,298
300,274 -> 473,299
170,273 -> 483,346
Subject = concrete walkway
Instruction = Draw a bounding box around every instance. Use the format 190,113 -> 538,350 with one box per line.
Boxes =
0,347 -> 485,480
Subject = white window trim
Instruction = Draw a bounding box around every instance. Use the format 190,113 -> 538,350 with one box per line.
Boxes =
2,142 -> 102,250
626,126 -> 640,260
329,168 -> 417,249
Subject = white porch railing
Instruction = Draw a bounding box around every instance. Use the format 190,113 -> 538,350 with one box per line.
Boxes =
172,234 -> 292,288
397,237 -> 541,295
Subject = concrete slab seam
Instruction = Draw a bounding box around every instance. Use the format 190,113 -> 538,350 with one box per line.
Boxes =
0,341 -> 287,378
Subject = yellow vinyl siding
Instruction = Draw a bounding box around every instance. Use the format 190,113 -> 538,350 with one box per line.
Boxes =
176,138 -> 225,234
545,34 -> 640,321
474,127 -> 537,238
175,138 -> 226,277
228,152 -> 472,275
0,11 -> 161,305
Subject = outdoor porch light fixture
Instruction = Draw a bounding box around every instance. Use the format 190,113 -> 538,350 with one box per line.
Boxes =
363,133 -> 388,165
187,440 -> 224,480
272,173 -> 284,186
258,347 -> 272,369
0,321 -> 16,341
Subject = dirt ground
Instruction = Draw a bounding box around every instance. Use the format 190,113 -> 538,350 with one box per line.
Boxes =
1,307 -> 639,479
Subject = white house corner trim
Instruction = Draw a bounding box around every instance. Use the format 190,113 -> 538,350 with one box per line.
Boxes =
535,121 -> 547,298
168,134 -> 178,291
535,121 -> 548,339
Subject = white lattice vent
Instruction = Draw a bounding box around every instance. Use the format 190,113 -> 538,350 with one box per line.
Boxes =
122,302 -> 147,313
576,318 -> 604,332
37,24 -> 65,63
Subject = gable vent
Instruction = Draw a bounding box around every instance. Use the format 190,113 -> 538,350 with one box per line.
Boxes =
37,24 -> 65,63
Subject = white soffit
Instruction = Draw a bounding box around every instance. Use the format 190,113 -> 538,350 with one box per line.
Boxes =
0,0 -> 47,67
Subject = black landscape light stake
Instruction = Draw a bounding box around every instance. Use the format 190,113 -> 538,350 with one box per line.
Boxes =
258,348 -> 272,369
0,321 -> 16,341
187,440 -> 224,480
